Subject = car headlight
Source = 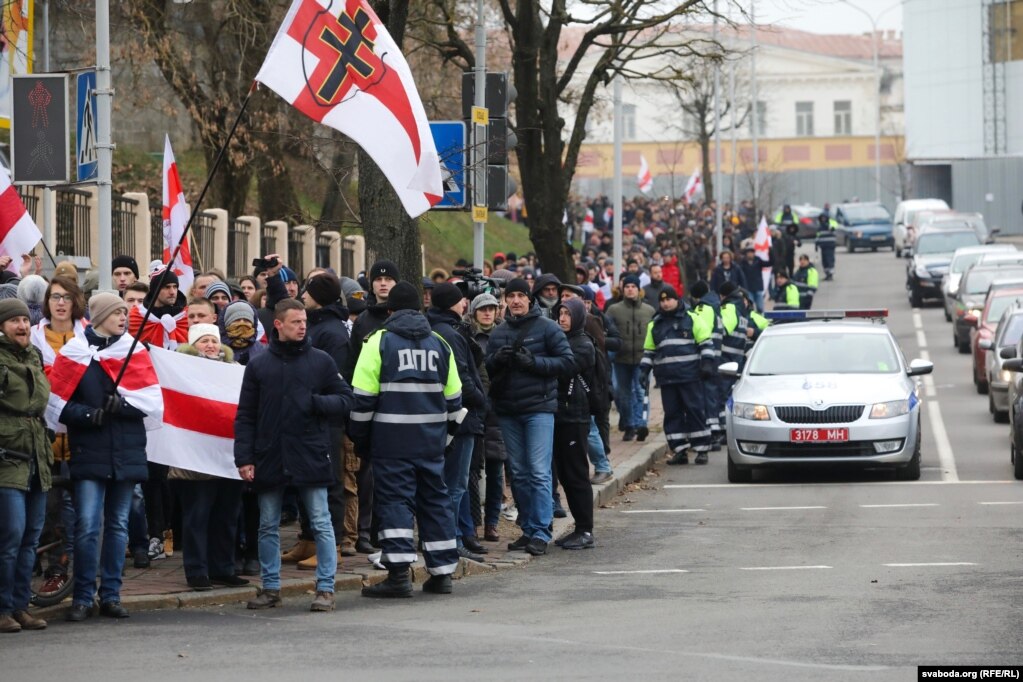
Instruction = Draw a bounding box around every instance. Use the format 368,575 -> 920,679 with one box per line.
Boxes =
1000,369 -> 1012,383
915,267 -> 931,279
870,398 -> 912,419
733,402 -> 770,421
968,308 -> 982,320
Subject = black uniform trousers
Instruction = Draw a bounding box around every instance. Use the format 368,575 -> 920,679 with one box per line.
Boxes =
553,421 -> 594,533
372,456 -> 459,575
662,381 -> 711,454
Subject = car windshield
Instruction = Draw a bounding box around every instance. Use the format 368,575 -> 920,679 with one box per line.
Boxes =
916,232 -> 981,255
966,268 -> 1023,295
952,249 -> 1014,273
986,295 -> 1023,324
747,332 -> 901,375
841,204 -> 891,225
999,315 -> 1023,347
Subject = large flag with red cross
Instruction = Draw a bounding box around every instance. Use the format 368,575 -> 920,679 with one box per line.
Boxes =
256,0 -> 443,218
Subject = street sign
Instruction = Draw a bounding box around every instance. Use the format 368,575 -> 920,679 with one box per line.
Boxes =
430,121 -> 466,210
76,71 -> 98,182
11,74 -> 69,184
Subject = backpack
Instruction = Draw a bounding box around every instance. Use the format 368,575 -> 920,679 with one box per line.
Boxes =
585,331 -> 612,416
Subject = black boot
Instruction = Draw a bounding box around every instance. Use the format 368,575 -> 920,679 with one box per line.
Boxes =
422,574 -> 453,594
362,567 -> 413,599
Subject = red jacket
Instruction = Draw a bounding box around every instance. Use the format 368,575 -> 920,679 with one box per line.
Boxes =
661,257 -> 683,297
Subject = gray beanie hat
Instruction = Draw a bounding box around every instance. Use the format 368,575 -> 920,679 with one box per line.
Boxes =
339,276 -> 364,304
224,301 -> 255,327
470,292 -> 499,314
17,275 -> 47,306
0,298 -> 30,325
0,283 -> 19,300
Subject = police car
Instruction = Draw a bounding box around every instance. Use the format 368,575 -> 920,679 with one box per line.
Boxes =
720,310 -> 933,483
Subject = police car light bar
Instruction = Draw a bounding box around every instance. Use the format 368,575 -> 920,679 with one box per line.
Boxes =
764,309 -> 889,321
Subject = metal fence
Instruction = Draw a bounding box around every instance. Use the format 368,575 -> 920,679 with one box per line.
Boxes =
192,211 -> 217,273
261,223 -> 277,256
288,229 -> 306,277
112,194 -> 138,260
18,189 -> 38,223
55,188 -> 92,258
316,233 -> 331,268
149,203 -> 164,263
228,218 -> 251,278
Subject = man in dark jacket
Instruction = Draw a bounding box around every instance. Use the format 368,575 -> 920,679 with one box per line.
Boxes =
485,278 -> 573,557
531,273 -> 561,319
55,293 -> 163,622
426,282 -> 487,561
344,259 -> 400,554
709,250 -> 748,293
350,282 -> 463,598
642,264 -> 671,308
738,247 -> 767,313
235,298 -> 354,613
552,299 -> 596,550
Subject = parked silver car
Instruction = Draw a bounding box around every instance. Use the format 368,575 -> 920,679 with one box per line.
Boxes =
722,311 -> 933,483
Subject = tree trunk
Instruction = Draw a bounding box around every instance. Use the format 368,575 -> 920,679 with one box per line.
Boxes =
700,131 -> 713,205
255,153 -> 302,224
321,141 -> 357,230
358,150 -> 423,284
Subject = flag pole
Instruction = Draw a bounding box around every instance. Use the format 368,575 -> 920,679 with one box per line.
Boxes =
111,82 -> 258,391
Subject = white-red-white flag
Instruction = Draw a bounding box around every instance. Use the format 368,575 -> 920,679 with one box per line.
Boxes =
684,167 -> 702,203
754,215 -> 771,263
583,208 -> 595,233
45,333 -> 164,433
162,136 -> 194,294
637,154 -> 654,194
146,347 -> 243,480
603,206 -> 613,227
0,164 -> 42,273
256,0 -> 443,218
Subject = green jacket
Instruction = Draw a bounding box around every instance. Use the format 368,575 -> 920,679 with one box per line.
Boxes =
0,336 -> 52,492
605,297 -> 655,365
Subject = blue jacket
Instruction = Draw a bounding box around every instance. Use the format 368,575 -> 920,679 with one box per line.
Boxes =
234,330 -> 353,490
427,308 -> 486,435
485,305 -> 574,415
349,310 -> 462,460
739,258 -> 767,293
61,327 -> 149,482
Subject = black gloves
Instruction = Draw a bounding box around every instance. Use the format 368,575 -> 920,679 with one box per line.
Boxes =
104,394 -> 122,415
700,362 -> 716,380
493,346 -> 515,367
89,408 -> 105,427
513,347 -> 535,370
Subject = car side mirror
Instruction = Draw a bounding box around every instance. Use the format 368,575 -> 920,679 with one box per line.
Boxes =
907,358 -> 933,376
1000,346 -> 1017,360
1003,358 -> 1023,372
980,339 -> 994,350
718,361 -> 740,378
902,249 -> 913,258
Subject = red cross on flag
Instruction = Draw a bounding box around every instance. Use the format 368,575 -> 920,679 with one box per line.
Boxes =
683,167 -> 702,204
637,155 -> 653,194
256,0 -> 443,218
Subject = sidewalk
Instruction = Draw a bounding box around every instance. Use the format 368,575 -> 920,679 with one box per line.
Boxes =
34,391 -> 666,618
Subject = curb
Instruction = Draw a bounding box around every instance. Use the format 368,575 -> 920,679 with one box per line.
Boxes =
33,440 -> 665,620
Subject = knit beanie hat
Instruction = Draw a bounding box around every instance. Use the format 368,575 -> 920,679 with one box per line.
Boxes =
53,261 -> 78,281
0,298 -> 30,325
386,281 -> 420,312
339,276 -> 364,304
204,280 -> 231,301
504,278 -> 531,298
690,280 -> 709,299
622,274 -> 641,288
658,285 -> 679,302
147,259 -> 166,277
280,266 -> 298,284
718,281 -> 738,298
88,292 -> 128,328
17,275 -> 47,306
0,283 -> 19,300
111,255 -> 140,279
430,282 -> 464,311
305,272 -> 342,307
224,301 -> 255,328
188,323 -> 221,347
469,293 -> 499,314
151,268 -> 179,290
369,259 -> 400,283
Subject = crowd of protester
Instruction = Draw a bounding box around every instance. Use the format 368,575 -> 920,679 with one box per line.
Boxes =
0,191 -> 791,629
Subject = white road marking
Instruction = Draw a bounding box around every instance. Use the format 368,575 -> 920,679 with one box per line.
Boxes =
916,329 -> 928,348
912,311 -> 923,329
859,503 -> 939,508
883,562 -> 977,567
928,399 -> 959,482
663,480 -> 1014,489
978,501 -> 1023,505
739,565 -> 832,571
740,505 -> 827,511
620,509 -> 707,514
592,569 -> 689,575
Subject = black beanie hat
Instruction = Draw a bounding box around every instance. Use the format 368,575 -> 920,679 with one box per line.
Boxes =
153,268 -> 180,290
690,280 -> 709,299
504,278 -> 531,298
370,259 -> 400,283
112,255 -> 139,279
658,285 -> 679,302
718,281 -> 738,298
305,272 -> 342,307
386,281 -> 420,311
431,282 -> 464,311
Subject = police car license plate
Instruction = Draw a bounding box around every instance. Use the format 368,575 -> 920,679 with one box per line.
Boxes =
789,428 -> 848,443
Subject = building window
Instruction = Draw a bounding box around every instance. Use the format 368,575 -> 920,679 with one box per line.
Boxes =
833,100 -> 852,135
795,101 -> 814,137
623,103 -> 636,141
749,100 -> 767,136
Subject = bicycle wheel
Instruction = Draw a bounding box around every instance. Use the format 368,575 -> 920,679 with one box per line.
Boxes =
30,541 -> 74,607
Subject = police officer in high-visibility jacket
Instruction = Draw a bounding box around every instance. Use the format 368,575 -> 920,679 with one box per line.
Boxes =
689,281 -> 725,448
349,282 -> 464,598
719,282 -> 770,373
640,286 -> 715,465
814,208 -> 838,280
772,270 -> 801,310
792,254 -> 820,310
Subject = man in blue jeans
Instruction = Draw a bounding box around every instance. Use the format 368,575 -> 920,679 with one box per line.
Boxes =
485,278 -> 573,557
605,275 -> 655,441
235,299 -> 353,612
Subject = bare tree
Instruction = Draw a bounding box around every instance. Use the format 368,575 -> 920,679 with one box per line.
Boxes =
418,0 -> 722,280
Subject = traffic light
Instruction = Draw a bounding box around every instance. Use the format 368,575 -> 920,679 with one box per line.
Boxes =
461,72 -> 517,212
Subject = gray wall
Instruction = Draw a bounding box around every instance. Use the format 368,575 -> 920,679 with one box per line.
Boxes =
947,158 -> 1023,236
